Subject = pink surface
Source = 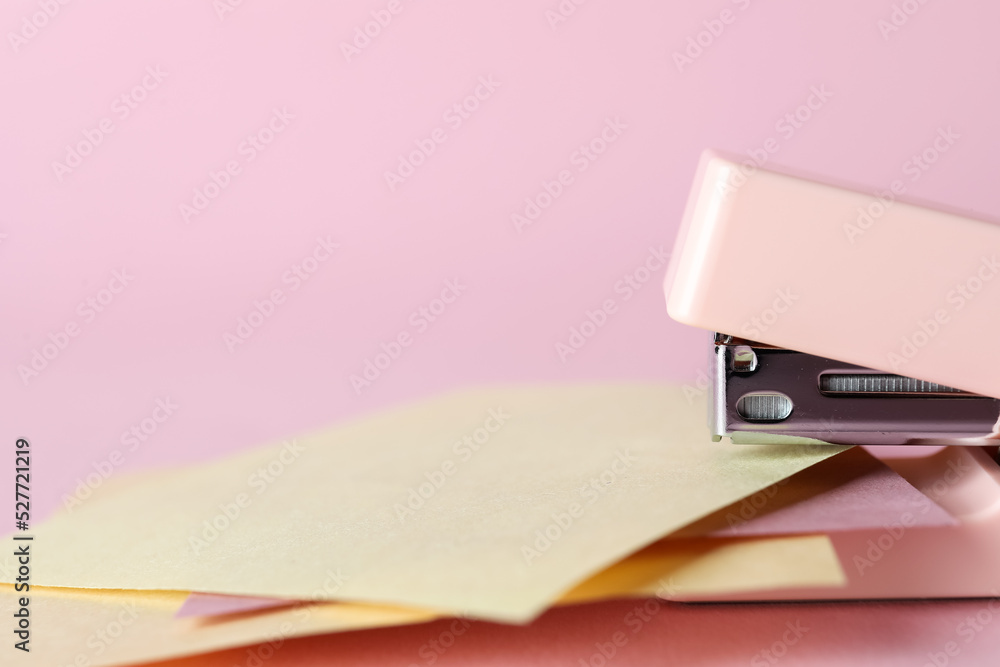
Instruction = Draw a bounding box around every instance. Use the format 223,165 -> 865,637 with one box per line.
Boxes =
3,1 -> 1000,522
151,598 -> 1000,667
679,448 -> 1000,606
175,593 -> 293,619
710,450 -> 957,537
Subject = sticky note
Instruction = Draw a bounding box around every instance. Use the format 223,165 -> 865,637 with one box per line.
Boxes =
1,533 -> 844,667
0,585 -> 438,667
2,385 -> 847,622
177,533 -> 846,618
563,534 -> 845,602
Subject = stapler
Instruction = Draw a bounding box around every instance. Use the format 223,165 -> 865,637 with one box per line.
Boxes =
660,150 -> 1000,603
664,150 -> 1000,446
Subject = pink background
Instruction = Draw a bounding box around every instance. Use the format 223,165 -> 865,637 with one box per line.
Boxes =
5,1 -> 1000,664
158,598 -> 1000,667
2,0 -> 999,566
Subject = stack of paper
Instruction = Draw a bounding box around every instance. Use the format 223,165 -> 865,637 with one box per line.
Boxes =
3,384 -> 944,665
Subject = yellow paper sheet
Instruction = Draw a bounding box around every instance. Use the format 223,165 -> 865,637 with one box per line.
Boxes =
0,534 -> 844,667
564,535 -> 845,602
1,385 -> 846,622
0,585 -> 437,667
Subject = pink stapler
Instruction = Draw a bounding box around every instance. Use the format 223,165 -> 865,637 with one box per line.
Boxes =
663,150 -> 1000,602
665,150 -> 1000,447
